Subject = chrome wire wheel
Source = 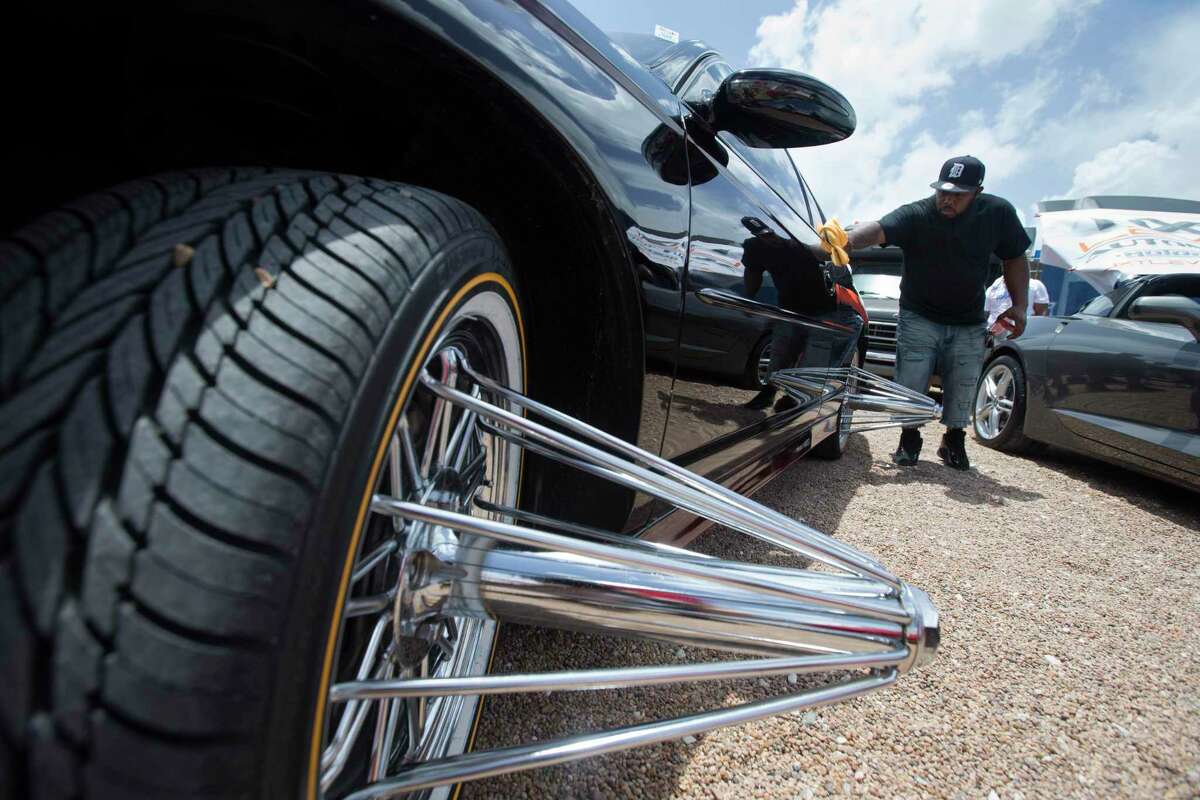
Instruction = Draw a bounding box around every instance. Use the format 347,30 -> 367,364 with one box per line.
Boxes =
319,291 -> 523,799
974,361 -> 1016,440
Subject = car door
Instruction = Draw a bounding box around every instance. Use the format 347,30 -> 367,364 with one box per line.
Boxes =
1045,280 -> 1200,477
659,57 -> 856,488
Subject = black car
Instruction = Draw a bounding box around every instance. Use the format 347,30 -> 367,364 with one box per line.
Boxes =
973,273 -> 1200,490
1,4 -> 941,798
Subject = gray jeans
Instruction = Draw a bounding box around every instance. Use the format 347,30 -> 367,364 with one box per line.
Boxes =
895,308 -> 985,430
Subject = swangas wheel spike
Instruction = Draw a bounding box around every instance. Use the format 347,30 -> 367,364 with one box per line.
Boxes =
774,366 -> 942,432
324,359 -> 941,796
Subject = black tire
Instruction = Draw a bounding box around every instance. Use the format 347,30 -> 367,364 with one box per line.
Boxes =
972,353 -> 1041,453
811,343 -> 862,460
0,169 -> 522,797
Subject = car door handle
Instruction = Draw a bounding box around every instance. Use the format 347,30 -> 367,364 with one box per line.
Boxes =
695,288 -> 856,334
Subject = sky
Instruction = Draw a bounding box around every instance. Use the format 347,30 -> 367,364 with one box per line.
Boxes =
570,0 -> 1200,227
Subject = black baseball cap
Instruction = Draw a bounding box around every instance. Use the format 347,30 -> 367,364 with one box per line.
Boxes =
930,155 -> 985,193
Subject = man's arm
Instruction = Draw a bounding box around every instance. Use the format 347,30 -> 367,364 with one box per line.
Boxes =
806,220 -> 886,260
847,221 -> 886,251
997,255 -> 1030,337
743,267 -> 762,298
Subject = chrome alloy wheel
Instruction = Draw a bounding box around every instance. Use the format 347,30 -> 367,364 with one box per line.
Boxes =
319,291 -> 523,798
974,361 -> 1016,440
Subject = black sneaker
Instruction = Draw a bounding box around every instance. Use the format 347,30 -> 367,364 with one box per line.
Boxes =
937,428 -> 970,471
892,428 -> 922,466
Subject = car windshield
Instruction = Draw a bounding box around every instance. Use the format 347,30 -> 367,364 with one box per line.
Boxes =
1078,292 -> 1115,317
1078,276 -> 1144,317
853,272 -> 902,299
607,32 -> 675,68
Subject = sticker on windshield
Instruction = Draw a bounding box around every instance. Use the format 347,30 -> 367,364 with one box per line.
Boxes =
654,24 -> 680,44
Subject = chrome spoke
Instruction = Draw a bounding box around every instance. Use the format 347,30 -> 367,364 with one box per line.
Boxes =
322,614 -> 393,781
332,650 -> 907,701
398,421 -> 424,494
353,540 -> 399,584
345,591 -> 396,619
421,351 -> 459,479
372,497 -> 911,623
778,367 -> 941,435
368,660 -> 397,781
388,434 -> 406,533
323,661 -> 390,790
447,385 -> 483,474
344,671 -> 899,800
431,369 -> 896,585
995,371 -> 1012,397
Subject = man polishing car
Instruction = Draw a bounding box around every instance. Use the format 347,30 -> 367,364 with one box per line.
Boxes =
843,155 -> 1031,470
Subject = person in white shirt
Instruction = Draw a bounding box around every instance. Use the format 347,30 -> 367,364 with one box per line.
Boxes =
985,274 -> 1049,330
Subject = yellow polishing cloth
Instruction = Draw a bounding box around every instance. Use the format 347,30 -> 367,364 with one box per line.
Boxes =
817,219 -> 850,266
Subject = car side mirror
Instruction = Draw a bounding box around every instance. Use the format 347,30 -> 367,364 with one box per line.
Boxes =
1127,295 -> 1200,340
711,69 -> 856,148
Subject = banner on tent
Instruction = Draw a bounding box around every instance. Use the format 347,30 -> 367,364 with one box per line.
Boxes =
1036,208 -> 1200,293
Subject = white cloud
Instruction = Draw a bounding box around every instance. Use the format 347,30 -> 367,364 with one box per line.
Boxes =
1065,139 -> 1199,200
1035,6 -> 1200,204
749,0 -> 1092,222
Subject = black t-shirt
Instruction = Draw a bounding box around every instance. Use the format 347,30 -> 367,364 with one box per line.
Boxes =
880,194 -> 1030,325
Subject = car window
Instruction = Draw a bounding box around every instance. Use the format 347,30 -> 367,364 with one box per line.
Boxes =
799,170 -> 825,224
720,140 -> 814,228
1078,292 -> 1115,317
1127,276 -> 1200,306
680,58 -> 814,228
680,58 -> 733,105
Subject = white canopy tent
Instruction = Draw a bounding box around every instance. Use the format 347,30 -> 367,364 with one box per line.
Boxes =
1035,197 -> 1200,304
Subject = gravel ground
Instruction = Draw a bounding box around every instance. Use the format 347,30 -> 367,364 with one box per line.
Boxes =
462,424 -> 1200,799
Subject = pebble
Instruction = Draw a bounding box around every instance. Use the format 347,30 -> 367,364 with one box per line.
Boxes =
463,425 -> 1200,800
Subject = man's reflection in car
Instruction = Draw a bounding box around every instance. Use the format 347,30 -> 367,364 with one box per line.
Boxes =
740,216 -> 835,410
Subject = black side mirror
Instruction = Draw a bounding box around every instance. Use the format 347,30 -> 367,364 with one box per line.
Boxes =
712,69 -> 856,148
1127,295 -> 1200,340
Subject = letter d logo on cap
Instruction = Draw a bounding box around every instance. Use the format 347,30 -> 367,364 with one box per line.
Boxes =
948,162 -> 964,178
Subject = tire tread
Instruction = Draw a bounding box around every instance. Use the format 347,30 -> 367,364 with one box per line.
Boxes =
1,169 -> 499,796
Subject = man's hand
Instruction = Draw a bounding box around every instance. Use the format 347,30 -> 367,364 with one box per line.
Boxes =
1000,254 -> 1030,338
996,306 -> 1027,339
